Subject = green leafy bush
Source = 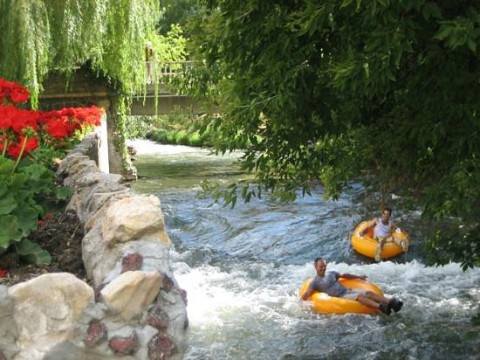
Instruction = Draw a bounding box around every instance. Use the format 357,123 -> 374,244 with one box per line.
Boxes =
0,157 -> 51,264
0,78 -> 102,265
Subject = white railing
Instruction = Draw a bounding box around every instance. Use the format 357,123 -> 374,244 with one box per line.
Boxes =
145,60 -> 195,84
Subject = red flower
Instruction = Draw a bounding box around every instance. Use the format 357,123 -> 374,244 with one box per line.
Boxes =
0,105 -> 16,130
0,78 -> 11,103
38,212 -> 53,225
45,117 -> 70,138
0,269 -> 7,277
0,78 -> 30,104
0,106 -> 39,135
7,136 -> 39,158
9,85 -> 30,103
59,106 -> 103,127
11,109 -> 40,134
1,78 -> 104,161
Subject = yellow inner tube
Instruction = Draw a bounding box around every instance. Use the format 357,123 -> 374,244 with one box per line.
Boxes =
299,277 -> 384,314
351,221 -> 409,260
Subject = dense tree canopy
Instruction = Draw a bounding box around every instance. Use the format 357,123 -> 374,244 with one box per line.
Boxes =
0,0 -> 160,105
186,0 -> 480,268
158,0 -> 197,37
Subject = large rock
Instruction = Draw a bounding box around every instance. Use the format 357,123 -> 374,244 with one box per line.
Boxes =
101,271 -> 162,321
8,273 -> 94,359
0,285 -> 19,359
102,195 -> 171,248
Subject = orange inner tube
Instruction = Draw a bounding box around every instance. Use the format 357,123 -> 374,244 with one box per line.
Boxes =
351,221 -> 409,260
299,277 -> 384,314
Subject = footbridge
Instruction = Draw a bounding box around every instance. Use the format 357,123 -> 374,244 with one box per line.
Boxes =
37,61 -> 200,175
38,61 -> 199,116
129,61 -> 200,115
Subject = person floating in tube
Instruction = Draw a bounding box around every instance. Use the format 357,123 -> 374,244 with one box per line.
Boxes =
359,207 -> 409,262
301,257 -> 403,315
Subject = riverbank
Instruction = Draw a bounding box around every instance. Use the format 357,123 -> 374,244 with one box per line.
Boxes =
0,211 -> 85,287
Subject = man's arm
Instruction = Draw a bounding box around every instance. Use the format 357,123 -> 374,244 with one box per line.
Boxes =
359,219 -> 376,236
301,278 -> 319,300
301,288 -> 315,301
339,273 -> 367,281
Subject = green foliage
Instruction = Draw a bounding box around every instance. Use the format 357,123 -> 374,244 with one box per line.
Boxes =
127,112 -> 221,147
0,157 -> 41,245
0,0 -> 160,105
151,25 -> 187,64
200,180 -> 260,209
0,156 -> 54,265
125,115 -> 155,139
187,1 -> 480,268
158,0 -> 197,36
148,127 -> 201,146
21,150 -> 73,215
15,238 -> 51,265
425,222 -> 480,271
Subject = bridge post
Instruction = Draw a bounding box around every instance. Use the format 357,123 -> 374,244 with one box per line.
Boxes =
95,110 -> 109,173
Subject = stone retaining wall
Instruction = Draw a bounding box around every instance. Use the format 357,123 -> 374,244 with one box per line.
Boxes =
0,134 -> 188,360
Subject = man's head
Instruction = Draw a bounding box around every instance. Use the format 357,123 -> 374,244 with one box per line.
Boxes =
314,257 -> 327,276
381,207 -> 392,223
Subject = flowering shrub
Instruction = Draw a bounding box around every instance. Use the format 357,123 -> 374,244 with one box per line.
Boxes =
0,78 -> 103,265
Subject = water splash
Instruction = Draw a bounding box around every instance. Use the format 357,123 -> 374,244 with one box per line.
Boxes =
130,140 -> 480,360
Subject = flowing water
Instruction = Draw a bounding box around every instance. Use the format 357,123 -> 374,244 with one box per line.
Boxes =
129,139 -> 480,360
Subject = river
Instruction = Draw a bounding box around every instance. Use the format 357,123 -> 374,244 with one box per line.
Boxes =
128,139 -> 479,360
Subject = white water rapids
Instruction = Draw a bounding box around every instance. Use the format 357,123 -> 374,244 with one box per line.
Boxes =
129,139 -> 480,360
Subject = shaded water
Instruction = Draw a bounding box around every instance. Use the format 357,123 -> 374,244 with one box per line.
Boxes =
129,140 -> 480,360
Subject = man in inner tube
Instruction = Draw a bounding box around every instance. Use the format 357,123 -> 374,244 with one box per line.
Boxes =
359,206 -> 409,262
301,257 -> 403,315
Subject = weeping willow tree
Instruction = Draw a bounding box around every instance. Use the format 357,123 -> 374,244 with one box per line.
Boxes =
0,0 -> 161,104
0,0 -> 169,175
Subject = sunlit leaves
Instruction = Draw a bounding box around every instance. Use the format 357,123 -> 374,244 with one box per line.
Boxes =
0,0 -> 161,103
187,0 -> 480,267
